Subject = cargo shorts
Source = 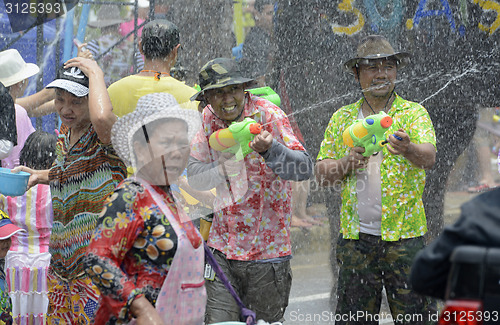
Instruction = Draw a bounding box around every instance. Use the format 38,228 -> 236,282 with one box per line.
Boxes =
204,249 -> 292,324
335,233 -> 431,325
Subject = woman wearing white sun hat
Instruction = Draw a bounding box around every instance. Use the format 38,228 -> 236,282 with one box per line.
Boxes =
0,49 -> 39,169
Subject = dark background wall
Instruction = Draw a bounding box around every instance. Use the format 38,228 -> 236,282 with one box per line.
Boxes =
274,0 -> 499,305
275,0 -> 499,240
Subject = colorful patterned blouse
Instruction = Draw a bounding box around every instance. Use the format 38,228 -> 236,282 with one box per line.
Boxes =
190,93 -> 305,260
48,124 -> 127,280
317,95 -> 436,241
84,179 -> 201,324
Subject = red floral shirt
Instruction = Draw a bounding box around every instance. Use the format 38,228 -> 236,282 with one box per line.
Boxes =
190,94 -> 305,261
84,179 -> 201,324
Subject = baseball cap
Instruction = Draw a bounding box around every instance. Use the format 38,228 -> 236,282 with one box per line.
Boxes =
46,65 -> 90,97
0,209 -> 25,240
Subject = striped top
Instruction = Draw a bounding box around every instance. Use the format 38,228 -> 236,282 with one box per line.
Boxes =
48,124 -> 127,280
0,184 -> 52,254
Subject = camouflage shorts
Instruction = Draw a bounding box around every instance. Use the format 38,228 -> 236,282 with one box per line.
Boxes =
335,234 -> 433,325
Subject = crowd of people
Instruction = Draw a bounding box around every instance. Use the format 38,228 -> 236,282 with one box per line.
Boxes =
0,3 -> 498,325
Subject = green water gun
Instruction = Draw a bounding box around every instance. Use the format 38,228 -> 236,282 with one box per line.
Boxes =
209,117 -> 263,160
247,86 -> 281,107
342,111 -> 395,157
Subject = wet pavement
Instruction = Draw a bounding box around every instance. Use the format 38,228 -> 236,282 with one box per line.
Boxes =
284,187 -> 490,324
283,151 -> 500,324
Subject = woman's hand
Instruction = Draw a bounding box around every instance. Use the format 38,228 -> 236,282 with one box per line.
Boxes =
130,296 -> 164,325
11,166 -> 49,188
76,42 -> 93,59
64,57 -> 103,80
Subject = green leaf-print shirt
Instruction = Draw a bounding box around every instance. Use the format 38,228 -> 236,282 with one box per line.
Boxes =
317,94 -> 436,241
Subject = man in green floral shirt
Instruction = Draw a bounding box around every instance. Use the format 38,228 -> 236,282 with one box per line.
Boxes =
316,35 -> 436,324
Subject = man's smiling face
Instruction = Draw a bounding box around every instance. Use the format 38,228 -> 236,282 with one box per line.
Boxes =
205,84 -> 246,123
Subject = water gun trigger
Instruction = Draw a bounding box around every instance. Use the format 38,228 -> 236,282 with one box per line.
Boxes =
378,139 -> 388,147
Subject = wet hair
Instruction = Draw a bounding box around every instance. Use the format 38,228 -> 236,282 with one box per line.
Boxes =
254,0 -> 273,13
19,130 -> 57,170
140,19 -> 180,60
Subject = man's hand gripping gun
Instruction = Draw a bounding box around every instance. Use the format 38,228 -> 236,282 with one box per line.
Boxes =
342,111 -> 400,157
209,117 -> 263,161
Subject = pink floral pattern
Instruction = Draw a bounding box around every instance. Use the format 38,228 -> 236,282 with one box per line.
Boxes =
191,93 -> 305,260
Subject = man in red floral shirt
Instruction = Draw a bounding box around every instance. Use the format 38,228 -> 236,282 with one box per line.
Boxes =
188,58 -> 313,323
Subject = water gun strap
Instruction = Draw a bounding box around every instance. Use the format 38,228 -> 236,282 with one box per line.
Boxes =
203,243 -> 256,325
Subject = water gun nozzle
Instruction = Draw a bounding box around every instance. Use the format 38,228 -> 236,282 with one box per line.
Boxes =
380,116 -> 393,128
249,123 -> 262,135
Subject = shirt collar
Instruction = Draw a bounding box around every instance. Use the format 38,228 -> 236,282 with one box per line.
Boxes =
348,93 -> 402,119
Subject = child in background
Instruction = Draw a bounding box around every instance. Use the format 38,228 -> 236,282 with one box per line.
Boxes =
0,209 -> 26,325
0,130 -> 57,325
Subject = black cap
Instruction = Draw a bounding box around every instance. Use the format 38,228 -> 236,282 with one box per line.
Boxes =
46,65 -> 90,97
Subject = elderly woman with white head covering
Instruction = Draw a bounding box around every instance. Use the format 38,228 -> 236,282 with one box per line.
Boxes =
83,92 -> 205,325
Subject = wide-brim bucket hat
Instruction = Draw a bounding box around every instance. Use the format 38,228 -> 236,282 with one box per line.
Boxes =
0,49 -> 40,87
112,92 -> 202,168
87,5 -> 127,28
343,35 -> 411,73
191,58 -> 255,102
